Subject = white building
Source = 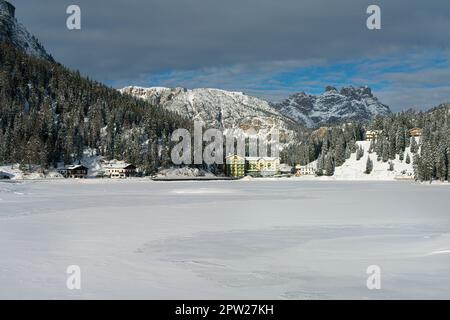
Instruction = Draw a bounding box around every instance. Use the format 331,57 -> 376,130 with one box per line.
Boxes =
295,164 -> 316,176
104,163 -> 137,179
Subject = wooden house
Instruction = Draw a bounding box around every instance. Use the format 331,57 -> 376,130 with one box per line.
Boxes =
57,164 -> 88,178
409,128 -> 422,137
66,165 -> 88,178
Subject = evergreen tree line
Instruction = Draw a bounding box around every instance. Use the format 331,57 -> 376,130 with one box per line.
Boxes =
371,107 -> 450,182
281,123 -> 365,176
409,104 -> 450,182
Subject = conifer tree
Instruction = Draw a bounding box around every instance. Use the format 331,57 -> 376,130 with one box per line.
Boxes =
365,156 -> 373,174
324,153 -> 335,176
356,145 -> 364,161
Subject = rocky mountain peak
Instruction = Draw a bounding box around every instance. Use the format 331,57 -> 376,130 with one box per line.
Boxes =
272,86 -> 391,128
0,0 -> 15,17
325,86 -> 338,93
0,0 -> 53,61
340,85 -> 373,98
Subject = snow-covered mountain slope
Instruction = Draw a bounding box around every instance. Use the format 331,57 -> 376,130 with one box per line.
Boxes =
295,140 -> 414,181
0,0 -> 52,60
272,86 -> 392,128
333,141 -> 414,180
120,86 -> 298,135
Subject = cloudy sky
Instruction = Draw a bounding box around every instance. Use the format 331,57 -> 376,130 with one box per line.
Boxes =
11,0 -> 450,111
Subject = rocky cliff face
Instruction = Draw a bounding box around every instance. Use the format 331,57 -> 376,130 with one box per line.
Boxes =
0,0 -> 52,61
271,86 -> 392,128
120,86 -> 298,138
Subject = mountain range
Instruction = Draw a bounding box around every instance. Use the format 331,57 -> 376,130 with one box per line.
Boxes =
121,85 -> 392,129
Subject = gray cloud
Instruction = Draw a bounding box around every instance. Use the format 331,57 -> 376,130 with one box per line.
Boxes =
383,69 -> 450,86
10,0 -> 450,109
378,87 -> 450,111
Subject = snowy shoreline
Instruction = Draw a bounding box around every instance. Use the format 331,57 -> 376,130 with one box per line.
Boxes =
1,177 -> 449,185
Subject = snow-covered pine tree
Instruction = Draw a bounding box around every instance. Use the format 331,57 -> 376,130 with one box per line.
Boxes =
324,153 -> 335,176
395,126 -> 406,154
406,153 -> 411,164
344,144 -> 351,159
333,133 -> 346,167
365,156 -> 373,174
382,137 -> 389,162
436,152 -> 447,182
375,136 -> 382,156
316,152 -> 325,176
356,145 -> 364,161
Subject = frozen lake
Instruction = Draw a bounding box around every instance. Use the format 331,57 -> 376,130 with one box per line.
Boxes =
1,179 -> 450,299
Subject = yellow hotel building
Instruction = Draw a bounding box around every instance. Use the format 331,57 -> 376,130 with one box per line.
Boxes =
225,155 -> 246,178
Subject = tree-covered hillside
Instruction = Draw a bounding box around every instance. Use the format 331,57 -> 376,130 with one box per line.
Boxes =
0,43 -> 191,174
282,105 -> 450,182
408,104 -> 450,182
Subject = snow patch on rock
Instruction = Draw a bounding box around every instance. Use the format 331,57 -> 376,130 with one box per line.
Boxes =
272,86 -> 391,128
120,86 -> 297,136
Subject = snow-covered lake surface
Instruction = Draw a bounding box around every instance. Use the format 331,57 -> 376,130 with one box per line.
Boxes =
1,179 -> 450,299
